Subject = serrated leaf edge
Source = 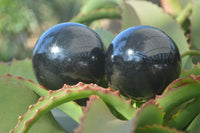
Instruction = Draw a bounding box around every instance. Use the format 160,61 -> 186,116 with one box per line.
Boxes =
74,95 -> 101,133
131,100 -> 164,132
10,82 -> 135,133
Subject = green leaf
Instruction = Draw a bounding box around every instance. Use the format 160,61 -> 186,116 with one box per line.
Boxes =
190,0 -> 200,63
186,113 -> 200,133
6,75 -> 83,123
0,58 -> 37,82
10,83 -> 136,133
121,0 -> 193,69
133,100 -> 164,129
80,0 -> 120,14
136,125 -> 183,133
95,28 -> 115,50
166,97 -> 200,130
75,98 -> 164,133
180,63 -> 200,78
0,75 -> 66,133
71,7 -> 121,25
156,75 -> 200,117
0,59 -> 83,124
75,95 -> 135,133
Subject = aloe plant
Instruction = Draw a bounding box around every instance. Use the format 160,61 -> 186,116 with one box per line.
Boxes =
1,0 -> 200,133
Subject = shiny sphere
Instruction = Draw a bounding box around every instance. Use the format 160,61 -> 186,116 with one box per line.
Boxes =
32,22 -> 105,90
105,26 -> 181,100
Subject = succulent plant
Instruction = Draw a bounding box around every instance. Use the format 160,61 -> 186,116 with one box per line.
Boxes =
1,0 -> 200,133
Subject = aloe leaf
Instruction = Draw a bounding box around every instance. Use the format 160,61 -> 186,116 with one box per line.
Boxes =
135,125 -> 183,133
75,98 -> 164,133
75,95 -> 134,133
6,74 -> 83,123
0,59 -> 83,123
180,63 -> 200,78
10,83 -> 136,133
121,0 -> 193,69
133,100 -> 164,130
190,0 -> 200,64
186,113 -> 200,133
0,76 -> 66,133
0,58 -> 37,82
155,75 -> 200,117
80,0 -> 120,14
166,97 -> 200,130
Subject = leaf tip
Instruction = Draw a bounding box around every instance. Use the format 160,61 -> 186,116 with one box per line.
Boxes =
74,95 -> 100,133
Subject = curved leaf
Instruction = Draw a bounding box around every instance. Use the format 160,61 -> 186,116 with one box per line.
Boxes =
0,75 -> 66,133
133,100 -> 164,130
156,75 -> 200,117
121,0 -> 192,69
75,95 -> 134,133
136,125 -> 183,133
10,83 -> 136,133
80,0 -> 120,14
6,75 -> 83,123
71,7 -> 121,25
166,97 -> 200,130
75,98 -> 164,133
0,58 -> 37,82
180,63 -> 200,78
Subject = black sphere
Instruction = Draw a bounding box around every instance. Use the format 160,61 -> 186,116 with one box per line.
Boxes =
105,26 -> 181,100
32,22 -> 105,90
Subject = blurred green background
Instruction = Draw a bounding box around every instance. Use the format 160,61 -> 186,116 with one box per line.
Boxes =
0,0 -> 163,62
0,0 -> 83,62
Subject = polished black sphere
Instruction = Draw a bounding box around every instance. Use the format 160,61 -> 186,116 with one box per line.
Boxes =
105,26 -> 181,100
32,22 -> 105,90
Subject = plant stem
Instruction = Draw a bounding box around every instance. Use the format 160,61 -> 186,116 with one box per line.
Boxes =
176,2 -> 192,25
70,7 -> 121,25
181,50 -> 200,58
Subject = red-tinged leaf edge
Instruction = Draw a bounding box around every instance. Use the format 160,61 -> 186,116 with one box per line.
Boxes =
136,124 -> 184,133
180,63 -> 200,78
166,97 -> 200,130
5,74 -> 48,96
131,100 -> 164,132
4,74 -> 83,123
75,95 -> 99,133
0,58 -> 37,83
75,95 -> 135,133
155,75 -> 200,118
10,82 -> 136,133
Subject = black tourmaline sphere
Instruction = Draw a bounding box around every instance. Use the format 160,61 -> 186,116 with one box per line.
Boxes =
33,22 -> 105,90
105,26 -> 181,100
